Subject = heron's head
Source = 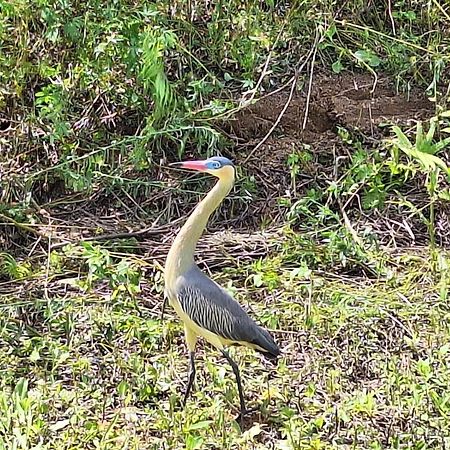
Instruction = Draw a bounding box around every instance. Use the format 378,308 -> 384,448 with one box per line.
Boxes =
170,156 -> 235,180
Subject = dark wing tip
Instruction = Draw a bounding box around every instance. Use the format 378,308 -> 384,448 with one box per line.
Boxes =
252,326 -> 280,359
258,348 -> 280,359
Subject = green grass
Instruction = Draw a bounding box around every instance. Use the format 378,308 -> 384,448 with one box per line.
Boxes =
1,242 -> 450,449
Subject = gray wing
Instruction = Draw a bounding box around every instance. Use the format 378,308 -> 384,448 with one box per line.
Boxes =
176,266 -> 279,356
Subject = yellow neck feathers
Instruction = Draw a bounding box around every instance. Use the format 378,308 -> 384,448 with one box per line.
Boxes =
165,167 -> 235,284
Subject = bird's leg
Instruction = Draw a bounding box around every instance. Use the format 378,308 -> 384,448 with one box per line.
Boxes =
182,351 -> 196,407
222,350 -> 246,425
160,298 -> 167,321
182,326 -> 197,407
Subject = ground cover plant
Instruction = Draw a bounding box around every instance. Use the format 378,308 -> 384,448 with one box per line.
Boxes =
1,0 -> 450,448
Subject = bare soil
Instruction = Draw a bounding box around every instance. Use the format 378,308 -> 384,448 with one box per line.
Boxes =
231,71 -> 432,144
223,71 -> 445,246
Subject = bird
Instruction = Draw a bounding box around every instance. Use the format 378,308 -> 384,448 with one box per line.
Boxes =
164,155 -> 280,425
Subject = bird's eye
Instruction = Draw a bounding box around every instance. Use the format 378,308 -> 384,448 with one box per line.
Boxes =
210,161 -> 221,169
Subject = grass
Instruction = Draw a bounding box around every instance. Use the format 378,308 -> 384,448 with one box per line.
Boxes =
1,241 -> 450,449
2,0 -> 450,448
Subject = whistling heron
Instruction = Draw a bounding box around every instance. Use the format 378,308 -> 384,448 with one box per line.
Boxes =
164,156 -> 280,424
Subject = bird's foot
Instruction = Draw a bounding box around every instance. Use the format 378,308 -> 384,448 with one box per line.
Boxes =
236,405 -> 260,430
172,391 -> 190,411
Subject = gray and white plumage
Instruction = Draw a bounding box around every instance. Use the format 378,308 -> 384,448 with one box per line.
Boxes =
175,265 -> 280,359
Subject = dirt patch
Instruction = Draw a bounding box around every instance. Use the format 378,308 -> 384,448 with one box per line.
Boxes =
230,71 -> 433,144
224,71 -> 441,245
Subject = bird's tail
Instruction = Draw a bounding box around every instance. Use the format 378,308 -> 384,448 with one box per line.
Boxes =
253,326 -> 280,360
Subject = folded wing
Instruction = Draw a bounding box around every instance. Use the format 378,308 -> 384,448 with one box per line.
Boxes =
176,266 -> 280,358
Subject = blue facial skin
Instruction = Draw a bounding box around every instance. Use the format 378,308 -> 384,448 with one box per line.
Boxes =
206,156 -> 234,170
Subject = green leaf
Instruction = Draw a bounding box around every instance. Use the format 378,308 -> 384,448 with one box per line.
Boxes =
290,265 -> 311,280
392,126 -> 413,153
413,151 -> 449,173
332,60 -> 343,74
187,420 -> 213,431
15,378 -> 28,399
118,380 -> 130,396
417,359 -> 432,379
438,189 -> 450,201
415,121 -> 424,151
435,137 -> 450,153
425,118 -> 437,144
354,49 -> 381,67
29,348 -> 40,362
253,273 -> 263,287
185,435 -> 204,450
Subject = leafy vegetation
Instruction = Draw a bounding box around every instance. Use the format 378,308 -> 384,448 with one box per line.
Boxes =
1,0 -> 450,448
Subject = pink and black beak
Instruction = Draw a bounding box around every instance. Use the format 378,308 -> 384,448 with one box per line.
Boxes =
170,160 -> 208,172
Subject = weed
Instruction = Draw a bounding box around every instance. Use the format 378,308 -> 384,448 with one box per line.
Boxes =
387,112 -> 450,248
0,253 -> 32,280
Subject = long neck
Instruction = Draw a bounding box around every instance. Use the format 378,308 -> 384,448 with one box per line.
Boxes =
166,175 -> 234,277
